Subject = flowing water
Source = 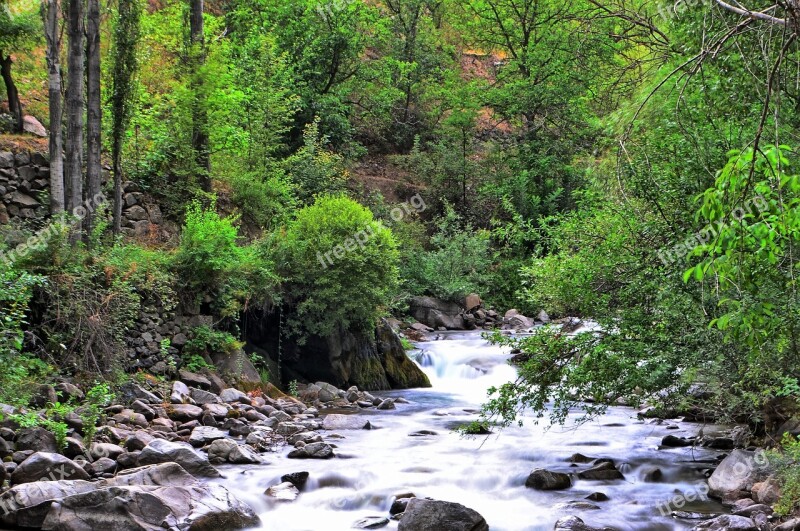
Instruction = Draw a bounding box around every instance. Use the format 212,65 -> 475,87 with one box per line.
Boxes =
216,331 -> 725,530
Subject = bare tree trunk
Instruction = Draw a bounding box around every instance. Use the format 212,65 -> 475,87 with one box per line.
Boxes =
189,0 -> 210,191
65,0 -> 84,223
85,0 -> 101,236
43,0 -> 65,215
0,52 -> 23,134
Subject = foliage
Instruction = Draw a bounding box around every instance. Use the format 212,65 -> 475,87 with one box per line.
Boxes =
175,200 -> 280,317
183,325 -> 243,358
772,434 -> 800,516
277,194 -> 399,339
402,205 -> 491,302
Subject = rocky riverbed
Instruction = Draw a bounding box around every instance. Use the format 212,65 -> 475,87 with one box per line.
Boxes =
0,331 -> 797,530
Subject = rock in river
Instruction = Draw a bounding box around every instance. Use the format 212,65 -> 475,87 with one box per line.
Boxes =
525,469 -> 572,490
398,498 -> 489,531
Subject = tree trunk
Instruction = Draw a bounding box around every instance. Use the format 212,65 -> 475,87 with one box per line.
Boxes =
65,0 -> 85,222
43,0 -> 65,215
85,0 -> 102,237
0,52 -> 23,134
189,0 -> 210,191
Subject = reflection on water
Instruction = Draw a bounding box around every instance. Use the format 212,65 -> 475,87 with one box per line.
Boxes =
215,331 -> 724,530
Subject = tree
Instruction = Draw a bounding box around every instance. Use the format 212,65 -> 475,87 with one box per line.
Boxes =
85,0 -> 101,235
110,0 -> 141,234
189,0 -> 210,191
277,195 -> 399,339
42,0 -> 64,214
64,0 -> 84,216
0,0 -> 38,133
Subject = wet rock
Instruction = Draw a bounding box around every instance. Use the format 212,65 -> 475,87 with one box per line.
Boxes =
554,516 -> 614,531
322,414 -> 371,430
409,430 -> 438,437
281,471 -> 309,490
568,453 -> 597,464
554,501 -> 600,511
662,435 -> 694,447
398,498 -> 488,531
138,438 -> 220,477
643,468 -> 663,482
353,516 -> 390,529
526,469 -> 572,490
391,498 -> 411,515
265,481 -> 299,501
11,452 -> 90,485
577,461 -> 624,481
691,515 -> 757,530
585,492 -> 608,502
377,399 -> 396,410
207,439 -> 260,465
287,442 -> 334,459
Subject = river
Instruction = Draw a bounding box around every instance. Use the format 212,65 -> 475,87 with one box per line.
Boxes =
215,331 -> 725,530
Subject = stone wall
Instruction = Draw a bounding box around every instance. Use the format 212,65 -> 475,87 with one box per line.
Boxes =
0,149 -> 165,235
0,150 -> 50,222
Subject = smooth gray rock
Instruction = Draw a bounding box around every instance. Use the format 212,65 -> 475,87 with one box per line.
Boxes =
398,498 -> 488,531
137,439 -> 220,477
11,452 -> 90,485
708,450 -> 770,497
691,515 -> 758,531
322,414 -> 371,430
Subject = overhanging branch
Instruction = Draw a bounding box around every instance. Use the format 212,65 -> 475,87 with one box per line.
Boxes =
714,0 -> 787,25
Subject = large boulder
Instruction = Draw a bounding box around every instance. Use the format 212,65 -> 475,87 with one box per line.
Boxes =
41,483 -> 260,530
398,498 -> 488,531
211,349 -> 262,390
708,450 -> 771,498
14,428 -> 59,453
137,439 -> 220,478
275,319 -> 430,391
0,463 -> 190,527
0,463 -> 258,530
409,297 -> 465,330
11,453 -> 90,485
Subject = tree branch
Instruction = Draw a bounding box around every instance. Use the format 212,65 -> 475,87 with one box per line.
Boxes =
714,0 -> 786,25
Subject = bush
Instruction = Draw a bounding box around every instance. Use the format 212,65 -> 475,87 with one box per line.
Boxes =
284,119 -> 348,205
402,206 -> 491,302
175,200 -> 280,317
228,170 -> 297,230
277,194 -> 399,339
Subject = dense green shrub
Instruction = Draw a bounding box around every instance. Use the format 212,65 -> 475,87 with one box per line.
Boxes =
175,200 -> 280,317
277,194 -> 399,339
402,206 -> 491,302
